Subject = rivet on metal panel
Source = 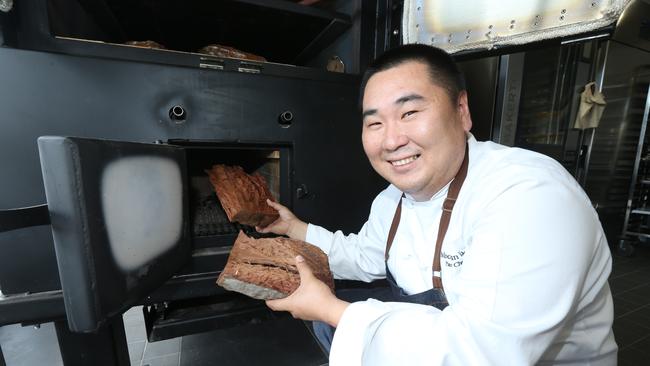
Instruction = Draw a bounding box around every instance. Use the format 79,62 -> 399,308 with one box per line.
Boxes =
278,111 -> 293,128
393,29 -> 400,35
488,24 -> 493,29
561,9 -> 566,14
560,15 -> 565,21
296,184 -> 309,199
169,105 -> 187,123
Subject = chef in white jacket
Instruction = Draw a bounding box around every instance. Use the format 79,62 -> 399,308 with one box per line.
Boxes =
257,44 -> 617,365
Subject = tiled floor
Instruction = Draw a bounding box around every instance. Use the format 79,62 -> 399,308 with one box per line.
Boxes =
611,243 -> 650,365
3,244 -> 650,365
0,305 -> 326,366
123,307 -> 182,366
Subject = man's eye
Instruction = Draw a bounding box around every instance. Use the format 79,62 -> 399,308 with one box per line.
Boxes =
366,121 -> 381,128
402,110 -> 417,119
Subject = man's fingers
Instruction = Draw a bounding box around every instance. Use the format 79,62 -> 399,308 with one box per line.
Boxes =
255,218 -> 281,233
265,298 -> 284,311
294,255 -> 315,281
266,199 -> 283,211
266,256 -> 311,310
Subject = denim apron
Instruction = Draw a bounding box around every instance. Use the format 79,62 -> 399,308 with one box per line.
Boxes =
313,145 -> 468,353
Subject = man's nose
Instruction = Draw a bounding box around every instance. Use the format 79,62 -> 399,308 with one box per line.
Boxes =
382,121 -> 409,151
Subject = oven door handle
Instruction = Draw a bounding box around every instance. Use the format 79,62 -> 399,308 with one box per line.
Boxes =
0,203 -> 50,233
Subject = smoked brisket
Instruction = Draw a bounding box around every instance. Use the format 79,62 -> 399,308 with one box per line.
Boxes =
206,165 -> 279,227
217,231 -> 334,300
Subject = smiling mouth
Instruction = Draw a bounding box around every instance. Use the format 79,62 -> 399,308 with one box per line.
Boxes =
390,154 -> 421,167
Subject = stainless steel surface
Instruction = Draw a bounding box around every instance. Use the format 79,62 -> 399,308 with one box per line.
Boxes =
579,41 -> 610,186
583,41 -> 650,242
613,0 -> 650,53
457,56 -> 500,141
493,53 -> 524,146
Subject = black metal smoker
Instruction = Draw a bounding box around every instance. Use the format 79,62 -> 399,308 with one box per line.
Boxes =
0,0 -> 397,364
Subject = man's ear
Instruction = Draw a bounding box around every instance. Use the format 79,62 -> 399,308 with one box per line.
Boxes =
457,90 -> 473,132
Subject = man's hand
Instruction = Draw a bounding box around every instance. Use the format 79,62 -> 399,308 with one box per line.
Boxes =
256,199 -> 308,241
266,255 -> 349,327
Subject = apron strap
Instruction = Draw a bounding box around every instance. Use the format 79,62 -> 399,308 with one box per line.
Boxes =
385,143 -> 469,290
433,144 -> 469,289
385,194 -> 404,261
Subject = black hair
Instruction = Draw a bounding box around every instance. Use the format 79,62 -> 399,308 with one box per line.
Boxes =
360,44 -> 466,107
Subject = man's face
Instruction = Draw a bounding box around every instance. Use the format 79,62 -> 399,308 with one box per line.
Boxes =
361,61 -> 472,201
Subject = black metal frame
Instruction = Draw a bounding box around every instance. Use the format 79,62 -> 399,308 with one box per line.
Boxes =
8,0 -> 355,78
0,204 -> 50,233
0,0 -> 401,363
55,318 -> 130,366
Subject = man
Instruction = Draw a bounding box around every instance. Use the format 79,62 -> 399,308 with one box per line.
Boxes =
257,44 -> 617,365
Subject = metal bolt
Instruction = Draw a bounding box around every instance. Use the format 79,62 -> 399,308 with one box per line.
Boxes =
169,105 -> 187,123
278,110 -> 294,128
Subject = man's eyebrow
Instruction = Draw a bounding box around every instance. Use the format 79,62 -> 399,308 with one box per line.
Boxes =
362,94 -> 424,119
395,93 -> 425,105
362,108 -> 378,119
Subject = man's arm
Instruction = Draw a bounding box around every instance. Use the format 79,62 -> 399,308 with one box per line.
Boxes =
256,187 -> 402,282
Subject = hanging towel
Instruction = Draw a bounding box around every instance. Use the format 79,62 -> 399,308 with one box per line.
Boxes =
574,82 -> 606,130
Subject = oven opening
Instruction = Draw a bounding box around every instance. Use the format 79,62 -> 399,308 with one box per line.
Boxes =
175,141 -> 292,247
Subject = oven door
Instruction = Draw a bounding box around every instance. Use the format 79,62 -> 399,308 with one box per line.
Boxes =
38,136 -> 190,333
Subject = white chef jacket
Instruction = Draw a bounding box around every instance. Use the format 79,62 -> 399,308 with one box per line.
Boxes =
306,135 -> 617,365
